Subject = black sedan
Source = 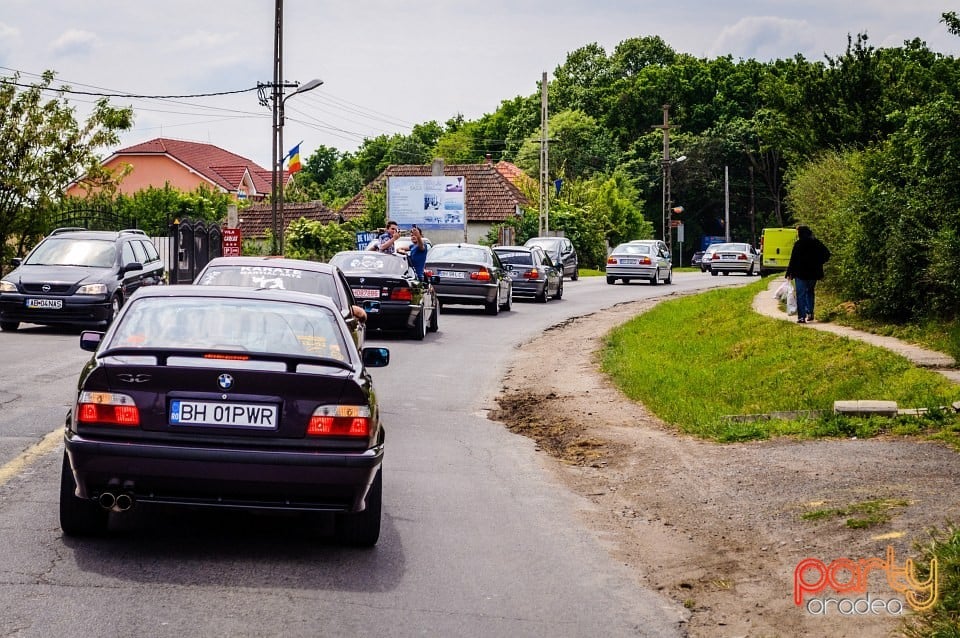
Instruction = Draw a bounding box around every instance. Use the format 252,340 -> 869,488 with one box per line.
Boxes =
60,285 -> 389,546
329,250 -> 439,339
493,245 -> 562,303
423,243 -> 512,315
194,256 -> 370,348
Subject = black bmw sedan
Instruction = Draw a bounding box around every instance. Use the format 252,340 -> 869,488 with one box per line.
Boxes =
60,285 -> 389,546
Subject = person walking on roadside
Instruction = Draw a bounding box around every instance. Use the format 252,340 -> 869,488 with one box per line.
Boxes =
785,225 -> 830,324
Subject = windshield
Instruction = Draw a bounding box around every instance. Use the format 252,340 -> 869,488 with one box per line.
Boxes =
329,252 -> 408,275
196,265 -> 339,301
25,238 -> 116,268
110,296 -> 350,361
495,250 -> 533,266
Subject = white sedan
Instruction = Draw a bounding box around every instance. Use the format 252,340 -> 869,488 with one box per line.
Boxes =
707,242 -> 761,276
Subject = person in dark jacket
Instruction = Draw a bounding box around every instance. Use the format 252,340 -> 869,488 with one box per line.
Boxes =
785,225 -> 830,324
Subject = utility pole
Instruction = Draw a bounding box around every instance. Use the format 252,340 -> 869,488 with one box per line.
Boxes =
724,165 -> 730,242
270,0 -> 283,255
539,71 -> 549,236
653,105 -> 678,254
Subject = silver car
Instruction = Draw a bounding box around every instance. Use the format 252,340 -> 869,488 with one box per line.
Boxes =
605,242 -> 672,285
707,242 -> 761,276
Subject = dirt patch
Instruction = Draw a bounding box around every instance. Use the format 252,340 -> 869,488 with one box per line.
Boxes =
490,299 -> 960,637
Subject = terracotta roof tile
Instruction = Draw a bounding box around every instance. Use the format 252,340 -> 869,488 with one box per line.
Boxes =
339,161 -> 532,223
112,138 -> 281,195
238,201 -> 338,238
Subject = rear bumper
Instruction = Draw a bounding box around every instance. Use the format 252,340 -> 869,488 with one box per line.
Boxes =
710,262 -> 752,273
606,266 -> 656,279
64,432 -> 383,513
509,280 -> 547,297
434,282 -> 498,305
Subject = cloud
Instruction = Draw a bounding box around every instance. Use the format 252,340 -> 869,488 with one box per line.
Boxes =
710,16 -> 817,61
50,29 -> 98,57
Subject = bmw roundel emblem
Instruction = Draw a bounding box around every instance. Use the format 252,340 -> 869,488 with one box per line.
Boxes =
217,374 -> 234,390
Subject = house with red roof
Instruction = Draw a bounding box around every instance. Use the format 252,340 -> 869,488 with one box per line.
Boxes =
65,137 -> 284,202
339,157 -> 534,244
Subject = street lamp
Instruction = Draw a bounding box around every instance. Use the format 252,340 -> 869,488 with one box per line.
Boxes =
270,78 -> 323,255
662,154 -> 686,264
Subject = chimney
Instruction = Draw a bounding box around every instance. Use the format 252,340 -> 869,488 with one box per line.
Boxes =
431,158 -> 445,176
485,153 -> 492,164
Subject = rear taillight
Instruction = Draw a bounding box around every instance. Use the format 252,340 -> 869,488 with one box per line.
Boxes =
712,254 -> 720,260
639,256 -> 652,265
77,391 -> 140,427
307,405 -> 371,437
390,287 -> 413,301
423,269 -> 434,278
523,268 -> 539,279
471,268 -> 491,281
737,254 -> 747,261
606,257 -> 617,265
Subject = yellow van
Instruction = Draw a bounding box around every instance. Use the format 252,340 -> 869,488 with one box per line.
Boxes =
759,227 -> 797,276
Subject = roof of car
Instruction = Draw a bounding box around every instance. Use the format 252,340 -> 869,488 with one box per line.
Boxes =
45,229 -> 146,241
202,256 -> 337,273
131,283 -> 341,310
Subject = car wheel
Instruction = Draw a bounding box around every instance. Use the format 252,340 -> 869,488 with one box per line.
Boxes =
747,263 -> 755,276
427,302 -> 439,333
571,268 -> 579,281
409,305 -> 427,340
665,269 -> 673,285
334,469 -> 382,547
722,271 -> 729,276
650,269 -> 659,285
59,452 -> 108,537
500,285 -> 512,311
0,320 -> 19,332
711,270 -> 718,277
606,277 -> 616,285
485,297 -> 500,315
536,286 -> 548,303
553,280 -> 563,300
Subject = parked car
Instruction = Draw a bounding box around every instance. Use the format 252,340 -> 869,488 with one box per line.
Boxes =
59,285 -> 390,545
0,228 -> 165,332
690,251 -> 706,270
701,244 -> 721,272
424,243 -> 512,315
605,241 -> 672,285
493,245 -> 562,303
708,242 -> 761,276
193,256 -> 370,348
329,250 -> 438,339
523,236 -> 578,280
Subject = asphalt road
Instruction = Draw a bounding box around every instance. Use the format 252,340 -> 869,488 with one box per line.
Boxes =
0,271 -> 751,637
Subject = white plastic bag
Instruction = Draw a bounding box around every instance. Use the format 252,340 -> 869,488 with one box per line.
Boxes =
773,281 -> 790,301
786,284 -> 797,316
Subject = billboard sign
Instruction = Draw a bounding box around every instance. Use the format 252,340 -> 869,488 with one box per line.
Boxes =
387,176 -> 465,231
222,228 -> 242,257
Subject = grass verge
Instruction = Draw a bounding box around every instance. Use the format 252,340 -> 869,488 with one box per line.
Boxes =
901,525 -> 960,637
600,278 -> 960,443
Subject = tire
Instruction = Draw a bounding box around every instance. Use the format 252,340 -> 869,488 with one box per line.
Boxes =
427,302 -> 439,333
711,270 -> 718,277
665,269 -> 673,285
409,305 -> 426,340
650,269 -> 659,285
335,469 -> 382,547
536,286 -> 548,303
722,271 -> 729,276
485,297 -> 500,315
59,452 -> 108,537
0,320 -> 19,332
500,285 -> 512,311
553,280 -> 563,300
747,263 -> 755,276
571,268 -> 579,281
606,277 -> 616,285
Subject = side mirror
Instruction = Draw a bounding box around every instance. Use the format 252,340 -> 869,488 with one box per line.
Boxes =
362,300 -> 381,315
80,330 -> 104,352
361,347 -> 390,367
121,262 -> 143,275
11,257 -> 21,268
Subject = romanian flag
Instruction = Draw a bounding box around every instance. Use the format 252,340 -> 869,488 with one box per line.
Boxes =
287,143 -> 302,174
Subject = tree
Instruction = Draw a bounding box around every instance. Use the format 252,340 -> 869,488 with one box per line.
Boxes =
0,70 -> 133,261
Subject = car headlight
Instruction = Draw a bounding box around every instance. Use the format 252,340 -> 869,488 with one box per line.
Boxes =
76,283 -> 108,295
0,280 -> 16,293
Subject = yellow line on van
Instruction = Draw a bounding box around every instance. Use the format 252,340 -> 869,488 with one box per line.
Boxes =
0,430 -> 62,488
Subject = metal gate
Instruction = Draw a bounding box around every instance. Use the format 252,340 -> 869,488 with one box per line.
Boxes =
168,219 -> 223,284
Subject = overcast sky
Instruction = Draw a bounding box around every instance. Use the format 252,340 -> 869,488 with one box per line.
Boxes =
1,1 -> 958,170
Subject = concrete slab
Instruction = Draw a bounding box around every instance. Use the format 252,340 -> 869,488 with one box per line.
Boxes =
834,400 -> 899,417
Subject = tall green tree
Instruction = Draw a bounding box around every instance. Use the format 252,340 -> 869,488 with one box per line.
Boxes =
0,70 -> 133,259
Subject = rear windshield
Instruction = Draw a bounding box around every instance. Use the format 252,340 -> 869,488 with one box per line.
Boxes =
496,251 -> 533,266
427,245 -> 490,263
26,238 -> 116,268
613,244 -> 651,255
109,296 -> 350,361
329,252 -> 408,275
196,266 -> 339,298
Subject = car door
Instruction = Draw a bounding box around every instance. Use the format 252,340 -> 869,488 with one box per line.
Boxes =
490,249 -> 511,304
120,240 -> 147,299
